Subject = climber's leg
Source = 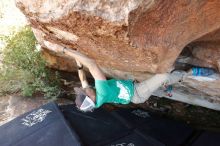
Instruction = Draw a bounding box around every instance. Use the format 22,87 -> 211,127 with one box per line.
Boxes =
131,71 -> 186,104
131,74 -> 169,104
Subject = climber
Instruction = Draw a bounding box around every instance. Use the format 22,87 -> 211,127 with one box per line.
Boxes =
44,41 -> 185,112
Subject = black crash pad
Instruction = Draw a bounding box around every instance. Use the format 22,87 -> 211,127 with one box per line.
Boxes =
105,132 -> 165,146
61,105 -> 166,146
191,131 -> 220,146
60,105 -> 131,146
2,102 -> 220,146
0,102 -> 81,146
111,108 -> 194,146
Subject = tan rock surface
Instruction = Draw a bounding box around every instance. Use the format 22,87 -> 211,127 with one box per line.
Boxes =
16,0 -> 220,78
15,0 -> 220,110
191,42 -> 220,72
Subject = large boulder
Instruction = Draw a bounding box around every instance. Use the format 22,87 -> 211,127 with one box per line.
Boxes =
15,0 -> 220,80
15,0 -> 220,110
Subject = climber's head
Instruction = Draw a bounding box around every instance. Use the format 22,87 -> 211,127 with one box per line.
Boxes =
74,87 -> 96,112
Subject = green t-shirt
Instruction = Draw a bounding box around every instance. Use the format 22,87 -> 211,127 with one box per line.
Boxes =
95,79 -> 134,108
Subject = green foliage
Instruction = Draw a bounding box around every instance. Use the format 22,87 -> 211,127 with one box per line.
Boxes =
0,26 -> 61,98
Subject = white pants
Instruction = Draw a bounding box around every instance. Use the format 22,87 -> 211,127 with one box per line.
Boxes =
131,71 -> 185,104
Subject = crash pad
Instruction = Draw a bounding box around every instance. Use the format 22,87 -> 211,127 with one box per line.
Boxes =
0,102 -> 81,146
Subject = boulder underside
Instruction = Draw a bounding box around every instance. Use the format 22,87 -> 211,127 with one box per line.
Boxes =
16,0 -> 220,110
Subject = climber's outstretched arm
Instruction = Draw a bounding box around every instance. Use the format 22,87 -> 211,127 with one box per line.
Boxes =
75,59 -> 90,88
44,41 -> 106,80
64,48 -> 106,80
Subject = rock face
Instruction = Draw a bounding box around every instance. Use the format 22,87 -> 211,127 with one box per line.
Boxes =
16,0 -> 220,110
16,0 -> 220,77
190,42 -> 220,71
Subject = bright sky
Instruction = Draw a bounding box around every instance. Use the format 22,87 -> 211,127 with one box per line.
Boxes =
0,0 -> 27,49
